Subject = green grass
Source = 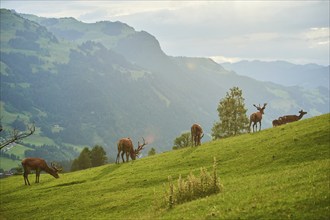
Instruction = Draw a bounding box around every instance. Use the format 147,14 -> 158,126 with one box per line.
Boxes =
0,114 -> 329,219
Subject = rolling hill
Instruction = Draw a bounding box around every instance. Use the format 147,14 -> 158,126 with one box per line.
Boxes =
1,114 -> 329,219
0,9 -> 329,166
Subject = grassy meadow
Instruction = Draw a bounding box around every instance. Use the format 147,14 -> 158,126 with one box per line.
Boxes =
0,114 -> 329,219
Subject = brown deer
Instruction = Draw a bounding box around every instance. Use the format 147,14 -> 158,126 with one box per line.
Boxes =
191,124 -> 204,146
21,158 -> 61,185
116,137 -> 148,163
272,116 -> 287,127
280,110 -> 307,124
249,103 -> 267,132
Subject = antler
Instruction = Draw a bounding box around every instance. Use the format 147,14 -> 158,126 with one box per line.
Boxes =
51,162 -> 62,172
137,137 -> 148,152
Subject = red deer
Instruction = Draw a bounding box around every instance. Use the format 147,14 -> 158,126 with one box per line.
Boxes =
116,137 -> 148,163
21,158 -> 61,185
280,110 -> 307,124
191,124 -> 204,146
249,103 -> 267,132
272,117 -> 285,127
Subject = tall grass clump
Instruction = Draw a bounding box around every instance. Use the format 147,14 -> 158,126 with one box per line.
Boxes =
164,157 -> 222,208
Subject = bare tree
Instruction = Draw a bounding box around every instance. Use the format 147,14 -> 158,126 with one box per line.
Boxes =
0,123 -> 35,150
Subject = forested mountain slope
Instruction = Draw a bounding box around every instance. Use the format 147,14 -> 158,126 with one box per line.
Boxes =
1,9 -> 328,164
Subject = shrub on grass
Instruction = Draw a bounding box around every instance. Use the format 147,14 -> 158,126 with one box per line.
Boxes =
164,157 -> 222,208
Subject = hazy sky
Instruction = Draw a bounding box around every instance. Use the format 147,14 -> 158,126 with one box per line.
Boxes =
1,1 -> 329,65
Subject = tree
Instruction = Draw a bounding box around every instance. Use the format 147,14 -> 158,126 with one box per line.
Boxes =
71,145 -> 107,171
70,158 -> 80,172
90,145 -> 107,167
173,132 -> 192,150
212,87 -> 249,139
148,147 -> 156,156
77,147 -> 92,170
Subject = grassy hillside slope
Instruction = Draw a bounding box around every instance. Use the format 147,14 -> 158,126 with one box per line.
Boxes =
1,114 -> 329,219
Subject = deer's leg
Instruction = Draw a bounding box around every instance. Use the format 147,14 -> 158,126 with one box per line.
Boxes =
259,121 -> 261,131
116,152 -> 120,164
126,152 -> 130,162
121,152 -> 125,163
23,168 -> 30,185
35,168 -> 40,183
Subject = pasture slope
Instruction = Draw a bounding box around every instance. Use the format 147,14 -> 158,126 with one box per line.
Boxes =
0,114 -> 329,219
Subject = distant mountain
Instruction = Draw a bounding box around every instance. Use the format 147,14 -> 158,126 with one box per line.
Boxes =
221,60 -> 329,89
0,9 -> 329,164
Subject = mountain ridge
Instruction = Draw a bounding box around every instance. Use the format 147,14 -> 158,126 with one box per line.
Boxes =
221,60 -> 329,89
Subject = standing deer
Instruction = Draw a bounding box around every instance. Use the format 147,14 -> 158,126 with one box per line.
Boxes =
116,137 -> 148,163
280,110 -> 307,124
191,124 -> 204,146
21,158 -> 61,185
249,103 -> 267,132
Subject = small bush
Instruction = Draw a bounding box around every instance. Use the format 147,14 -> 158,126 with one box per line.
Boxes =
163,157 -> 222,208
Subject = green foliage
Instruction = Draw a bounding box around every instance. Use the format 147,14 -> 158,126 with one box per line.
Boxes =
148,147 -> 156,156
0,114 -> 329,219
212,87 -> 249,139
164,157 -> 222,208
173,132 -> 192,150
90,145 -> 107,167
71,145 -> 107,171
75,147 -> 92,170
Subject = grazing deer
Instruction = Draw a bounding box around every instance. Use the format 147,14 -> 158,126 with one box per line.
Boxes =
21,158 -> 61,185
116,137 -> 148,163
191,124 -> 204,146
249,103 -> 267,132
280,110 -> 307,124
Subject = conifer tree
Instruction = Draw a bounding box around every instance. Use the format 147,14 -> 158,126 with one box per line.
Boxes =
148,147 -> 156,156
77,147 -> 92,170
212,87 -> 249,139
90,145 -> 107,167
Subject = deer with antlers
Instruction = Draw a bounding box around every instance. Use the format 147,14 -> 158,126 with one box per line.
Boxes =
116,137 -> 148,163
191,124 -> 204,146
21,158 -> 62,185
249,103 -> 267,132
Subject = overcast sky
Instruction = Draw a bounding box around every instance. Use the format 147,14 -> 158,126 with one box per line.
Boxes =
1,1 -> 329,65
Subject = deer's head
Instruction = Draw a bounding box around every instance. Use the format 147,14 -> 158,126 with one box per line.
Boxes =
253,103 -> 267,114
134,137 -> 148,158
299,110 -> 307,116
50,162 -> 62,178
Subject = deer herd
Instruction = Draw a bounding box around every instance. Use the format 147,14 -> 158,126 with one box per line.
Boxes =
19,103 -> 307,185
